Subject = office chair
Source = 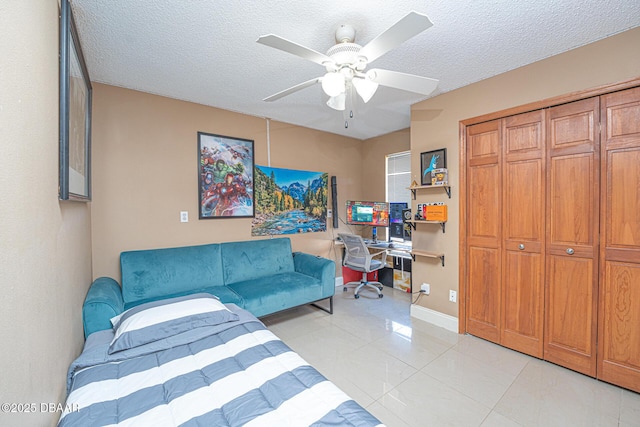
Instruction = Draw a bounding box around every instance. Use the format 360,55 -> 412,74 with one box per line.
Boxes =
339,233 -> 387,299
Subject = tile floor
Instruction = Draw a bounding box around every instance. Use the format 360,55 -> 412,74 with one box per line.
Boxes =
262,287 -> 640,427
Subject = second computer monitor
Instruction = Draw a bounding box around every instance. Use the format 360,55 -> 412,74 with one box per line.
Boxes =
389,202 -> 409,242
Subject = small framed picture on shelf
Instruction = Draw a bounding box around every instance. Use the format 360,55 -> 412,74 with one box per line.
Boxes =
420,148 -> 447,186
431,168 -> 448,186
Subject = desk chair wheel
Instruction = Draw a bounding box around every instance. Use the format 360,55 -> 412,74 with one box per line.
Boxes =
354,294 -> 360,299
379,294 -> 384,298
343,286 -> 347,292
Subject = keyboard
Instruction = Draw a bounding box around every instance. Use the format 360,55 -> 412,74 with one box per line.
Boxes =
392,244 -> 412,251
367,242 -> 391,249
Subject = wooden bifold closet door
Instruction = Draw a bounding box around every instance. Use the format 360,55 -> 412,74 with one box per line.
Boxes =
598,86 -> 640,392
544,97 -> 600,377
465,101 -> 598,366
465,110 -> 547,359
464,84 -> 640,392
465,120 -> 502,344
501,110 -> 545,358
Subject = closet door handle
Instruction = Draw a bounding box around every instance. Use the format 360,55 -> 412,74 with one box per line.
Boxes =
566,248 -> 575,255
518,244 -> 525,250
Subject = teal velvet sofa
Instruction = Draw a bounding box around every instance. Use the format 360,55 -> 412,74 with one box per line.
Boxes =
82,238 -> 335,338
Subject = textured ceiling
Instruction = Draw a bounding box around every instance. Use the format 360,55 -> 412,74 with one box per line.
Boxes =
71,0 -> 640,140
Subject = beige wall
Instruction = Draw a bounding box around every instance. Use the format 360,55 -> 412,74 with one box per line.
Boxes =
361,128 -> 410,202
410,27 -> 640,318
91,84 -> 390,280
0,2 -> 93,426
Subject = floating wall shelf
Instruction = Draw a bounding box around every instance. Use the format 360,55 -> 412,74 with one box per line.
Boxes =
409,184 -> 451,199
405,219 -> 446,233
410,249 -> 445,267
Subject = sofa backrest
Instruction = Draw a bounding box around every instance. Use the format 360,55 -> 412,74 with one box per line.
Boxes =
121,243 -> 223,307
221,238 -> 294,284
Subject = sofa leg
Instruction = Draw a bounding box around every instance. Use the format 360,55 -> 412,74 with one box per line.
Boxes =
311,296 -> 333,315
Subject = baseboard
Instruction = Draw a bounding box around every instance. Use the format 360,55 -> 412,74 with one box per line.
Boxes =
410,304 -> 459,333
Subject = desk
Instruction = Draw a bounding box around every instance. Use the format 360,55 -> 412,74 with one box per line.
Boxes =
362,240 -> 411,254
335,239 -> 445,266
335,239 -> 413,292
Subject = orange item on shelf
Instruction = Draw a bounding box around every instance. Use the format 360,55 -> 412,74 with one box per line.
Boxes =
425,204 -> 448,221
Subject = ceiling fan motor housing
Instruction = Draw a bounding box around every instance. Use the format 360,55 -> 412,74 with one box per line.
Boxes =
325,43 -> 366,72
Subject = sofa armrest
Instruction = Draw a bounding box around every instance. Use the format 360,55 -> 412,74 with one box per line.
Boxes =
82,277 -> 124,339
292,252 -> 336,295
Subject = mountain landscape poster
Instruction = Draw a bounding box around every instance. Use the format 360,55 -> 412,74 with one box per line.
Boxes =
252,166 -> 328,236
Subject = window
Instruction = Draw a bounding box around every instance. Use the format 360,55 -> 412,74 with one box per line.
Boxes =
386,151 -> 411,206
385,151 -> 411,240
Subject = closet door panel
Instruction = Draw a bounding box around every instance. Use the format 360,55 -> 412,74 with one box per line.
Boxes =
467,246 -> 501,342
502,250 -> 543,356
600,262 -> 640,392
504,159 -> 544,241
545,98 -> 599,377
548,154 -> 595,247
504,112 -> 545,157
502,111 -> 545,358
607,149 -> 640,250
599,87 -> 640,393
546,255 -> 595,375
468,163 -> 500,243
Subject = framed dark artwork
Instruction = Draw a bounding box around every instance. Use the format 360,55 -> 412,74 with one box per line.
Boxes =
59,0 -> 92,201
198,132 -> 255,219
252,166 -> 328,236
420,148 -> 447,186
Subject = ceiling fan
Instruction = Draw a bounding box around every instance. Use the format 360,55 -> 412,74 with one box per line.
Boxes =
257,11 -> 439,112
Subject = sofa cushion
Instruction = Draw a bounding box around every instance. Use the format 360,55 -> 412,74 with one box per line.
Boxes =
123,285 -> 244,310
227,272 -> 323,317
121,243 -> 224,306
221,238 -> 295,285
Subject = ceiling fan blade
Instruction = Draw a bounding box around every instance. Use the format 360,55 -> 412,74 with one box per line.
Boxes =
368,69 -> 438,95
257,34 -> 333,66
263,77 -> 321,102
358,11 -> 433,64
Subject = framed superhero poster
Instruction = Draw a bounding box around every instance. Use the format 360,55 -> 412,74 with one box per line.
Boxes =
198,132 -> 254,219
420,148 -> 447,186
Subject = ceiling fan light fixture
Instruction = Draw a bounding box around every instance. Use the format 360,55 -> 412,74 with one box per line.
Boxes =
326,92 -> 346,111
352,77 -> 379,103
321,72 -> 345,97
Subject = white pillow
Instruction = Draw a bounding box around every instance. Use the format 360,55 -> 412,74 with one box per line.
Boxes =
108,293 -> 238,354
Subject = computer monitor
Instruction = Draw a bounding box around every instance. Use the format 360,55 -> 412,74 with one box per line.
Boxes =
346,201 -> 389,241
389,202 -> 408,242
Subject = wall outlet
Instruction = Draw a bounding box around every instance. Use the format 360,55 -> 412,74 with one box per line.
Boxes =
421,283 -> 430,294
449,290 -> 457,303
180,211 -> 188,223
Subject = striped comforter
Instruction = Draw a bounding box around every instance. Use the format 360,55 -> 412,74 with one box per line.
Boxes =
58,307 -> 383,426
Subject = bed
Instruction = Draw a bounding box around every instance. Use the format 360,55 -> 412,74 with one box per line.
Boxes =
58,293 -> 384,426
